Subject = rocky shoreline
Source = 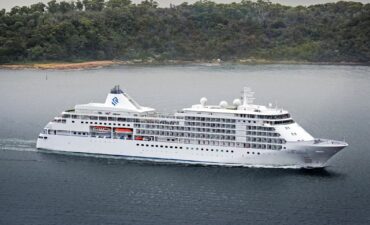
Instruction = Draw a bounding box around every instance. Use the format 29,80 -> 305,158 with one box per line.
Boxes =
0,59 -> 368,70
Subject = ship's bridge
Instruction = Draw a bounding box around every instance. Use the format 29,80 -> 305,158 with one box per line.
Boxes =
75,85 -> 155,114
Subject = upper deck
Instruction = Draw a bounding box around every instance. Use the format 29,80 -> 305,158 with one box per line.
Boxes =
72,85 -> 290,120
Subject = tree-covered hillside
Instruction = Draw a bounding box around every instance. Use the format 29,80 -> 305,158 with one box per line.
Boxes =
0,0 -> 369,63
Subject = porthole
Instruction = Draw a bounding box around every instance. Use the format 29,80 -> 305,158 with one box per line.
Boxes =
136,144 -> 139,146
141,144 -> 144,146
231,150 -> 234,153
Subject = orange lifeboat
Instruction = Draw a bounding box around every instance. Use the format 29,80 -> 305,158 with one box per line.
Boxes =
135,136 -> 143,141
115,128 -> 133,133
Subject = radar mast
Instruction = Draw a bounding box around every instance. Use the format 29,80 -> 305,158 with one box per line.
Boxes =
242,87 -> 255,106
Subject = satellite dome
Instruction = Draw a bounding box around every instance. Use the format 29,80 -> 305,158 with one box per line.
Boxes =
219,101 -> 228,108
200,97 -> 207,106
233,98 -> 241,106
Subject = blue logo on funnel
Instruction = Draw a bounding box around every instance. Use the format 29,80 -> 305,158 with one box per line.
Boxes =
112,97 -> 119,106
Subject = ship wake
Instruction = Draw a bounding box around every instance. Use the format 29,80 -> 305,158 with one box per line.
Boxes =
0,138 -> 37,152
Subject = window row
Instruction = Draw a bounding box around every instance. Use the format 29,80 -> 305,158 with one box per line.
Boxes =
185,122 -> 236,129
136,143 -> 235,153
63,114 -> 139,122
246,131 -> 280,137
246,137 -> 286,144
185,116 -> 236,123
238,114 -> 290,120
77,120 -> 131,127
268,120 -> 294,125
246,126 -> 275,131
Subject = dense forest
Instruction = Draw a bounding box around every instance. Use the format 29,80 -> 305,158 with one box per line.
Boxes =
0,0 -> 369,63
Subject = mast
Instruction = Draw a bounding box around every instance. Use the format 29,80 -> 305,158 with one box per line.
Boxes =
242,87 -> 255,107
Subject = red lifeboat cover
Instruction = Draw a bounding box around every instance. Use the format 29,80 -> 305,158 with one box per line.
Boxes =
115,128 -> 133,133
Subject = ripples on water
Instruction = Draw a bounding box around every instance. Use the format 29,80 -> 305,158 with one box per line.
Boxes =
0,64 -> 370,225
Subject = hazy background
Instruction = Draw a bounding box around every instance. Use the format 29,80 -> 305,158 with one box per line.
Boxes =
1,0 -> 370,10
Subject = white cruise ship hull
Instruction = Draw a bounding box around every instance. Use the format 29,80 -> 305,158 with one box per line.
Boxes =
36,134 -> 346,169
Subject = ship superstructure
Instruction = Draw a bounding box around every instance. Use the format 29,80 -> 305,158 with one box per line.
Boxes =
37,86 -> 347,168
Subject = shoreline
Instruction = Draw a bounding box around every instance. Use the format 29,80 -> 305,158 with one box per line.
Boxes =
0,59 -> 368,70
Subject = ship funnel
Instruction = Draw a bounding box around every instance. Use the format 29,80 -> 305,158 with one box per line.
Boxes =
105,85 -> 142,110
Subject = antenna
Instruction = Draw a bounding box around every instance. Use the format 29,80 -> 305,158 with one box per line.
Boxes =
242,87 -> 255,106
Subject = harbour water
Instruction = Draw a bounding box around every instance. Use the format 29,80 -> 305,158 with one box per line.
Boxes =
0,64 -> 370,224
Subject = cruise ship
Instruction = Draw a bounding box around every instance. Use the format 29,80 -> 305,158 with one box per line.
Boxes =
36,86 -> 348,168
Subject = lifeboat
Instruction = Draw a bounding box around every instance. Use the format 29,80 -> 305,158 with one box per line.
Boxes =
93,126 -> 111,133
115,128 -> 133,133
135,136 -> 143,141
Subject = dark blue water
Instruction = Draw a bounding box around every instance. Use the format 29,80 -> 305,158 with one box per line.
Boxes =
0,64 -> 370,225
